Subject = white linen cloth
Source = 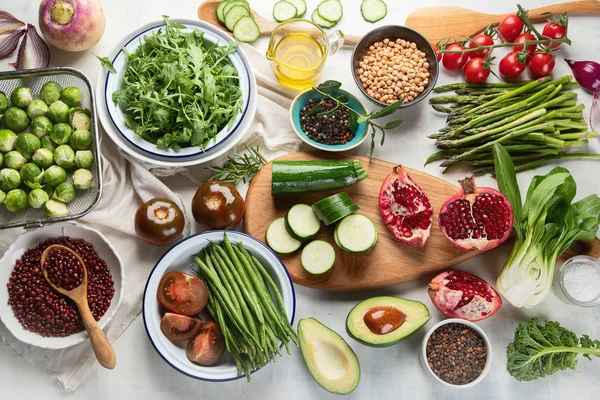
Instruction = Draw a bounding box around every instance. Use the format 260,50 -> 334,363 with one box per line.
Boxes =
0,43 -> 302,391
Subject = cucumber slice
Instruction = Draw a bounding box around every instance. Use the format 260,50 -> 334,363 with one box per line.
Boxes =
335,214 -> 378,253
223,0 -> 249,17
322,203 -> 360,225
225,5 -> 250,31
314,200 -> 357,221
285,204 -> 321,241
266,217 -> 302,254
273,1 -> 298,22
216,1 -> 230,23
317,0 -> 343,23
286,0 -> 307,17
311,9 -> 336,28
312,192 -> 353,212
361,0 -> 387,23
301,240 -> 336,274
233,16 -> 260,42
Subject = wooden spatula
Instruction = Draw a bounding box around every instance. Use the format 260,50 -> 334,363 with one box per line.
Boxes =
405,1 -> 600,43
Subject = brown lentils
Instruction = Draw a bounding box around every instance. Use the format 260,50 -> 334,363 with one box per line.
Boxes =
44,248 -> 85,290
300,99 -> 354,145
426,323 -> 487,385
357,38 -> 431,104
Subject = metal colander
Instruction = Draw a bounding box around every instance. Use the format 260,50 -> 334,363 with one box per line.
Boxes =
0,67 -> 102,230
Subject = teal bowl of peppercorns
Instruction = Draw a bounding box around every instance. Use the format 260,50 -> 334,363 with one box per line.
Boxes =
290,87 -> 369,152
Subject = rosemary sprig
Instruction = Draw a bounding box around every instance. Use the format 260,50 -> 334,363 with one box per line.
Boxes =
205,145 -> 266,185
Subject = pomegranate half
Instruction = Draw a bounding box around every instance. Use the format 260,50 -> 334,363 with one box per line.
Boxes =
428,270 -> 502,322
379,165 -> 433,248
438,176 -> 513,251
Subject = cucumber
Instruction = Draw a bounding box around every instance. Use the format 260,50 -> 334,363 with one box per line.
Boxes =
317,0 -> 343,23
273,1 -> 298,22
285,204 -> 321,241
225,5 -> 250,31
361,0 -> 387,23
216,1 -> 230,23
301,240 -> 336,274
271,160 -> 368,196
321,203 -> 360,225
233,16 -> 260,42
311,8 -> 336,28
266,217 -> 302,254
334,214 -> 378,253
223,0 -> 249,17
287,0 -> 307,17
314,200 -> 357,221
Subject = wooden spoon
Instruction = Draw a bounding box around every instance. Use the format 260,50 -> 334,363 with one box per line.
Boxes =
405,1 -> 600,43
41,245 -> 116,370
197,0 -> 361,47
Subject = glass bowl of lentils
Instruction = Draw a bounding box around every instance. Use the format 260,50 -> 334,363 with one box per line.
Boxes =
0,221 -> 124,349
290,87 -> 369,152
421,318 -> 492,389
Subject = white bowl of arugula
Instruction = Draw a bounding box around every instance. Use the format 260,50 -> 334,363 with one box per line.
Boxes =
96,17 -> 257,167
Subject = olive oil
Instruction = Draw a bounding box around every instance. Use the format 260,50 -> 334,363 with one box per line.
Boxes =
271,33 -> 325,91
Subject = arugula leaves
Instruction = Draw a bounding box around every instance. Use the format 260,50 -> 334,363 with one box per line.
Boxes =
95,54 -> 117,73
111,16 -> 242,150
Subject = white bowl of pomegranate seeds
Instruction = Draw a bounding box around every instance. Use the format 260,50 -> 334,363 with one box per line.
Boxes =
0,222 -> 124,349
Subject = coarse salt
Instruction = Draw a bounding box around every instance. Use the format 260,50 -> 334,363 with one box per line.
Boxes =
562,261 -> 600,303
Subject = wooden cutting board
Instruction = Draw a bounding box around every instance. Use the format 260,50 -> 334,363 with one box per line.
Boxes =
404,1 -> 600,43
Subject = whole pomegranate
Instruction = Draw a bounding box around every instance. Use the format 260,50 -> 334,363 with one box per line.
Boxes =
428,270 -> 502,322
439,176 -> 513,251
379,165 -> 433,248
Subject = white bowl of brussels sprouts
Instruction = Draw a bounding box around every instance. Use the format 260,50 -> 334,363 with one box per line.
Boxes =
0,67 -> 102,229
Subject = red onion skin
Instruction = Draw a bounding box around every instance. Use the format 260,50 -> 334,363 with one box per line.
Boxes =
0,11 -> 25,33
0,29 -> 25,58
565,59 -> 600,93
38,0 -> 105,52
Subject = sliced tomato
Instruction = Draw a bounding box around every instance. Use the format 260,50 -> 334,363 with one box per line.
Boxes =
160,313 -> 203,341
186,321 -> 226,366
157,271 -> 208,316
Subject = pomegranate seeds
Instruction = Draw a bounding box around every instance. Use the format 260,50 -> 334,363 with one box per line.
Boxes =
44,248 -> 85,290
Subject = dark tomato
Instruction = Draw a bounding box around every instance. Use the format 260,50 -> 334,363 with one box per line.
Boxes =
157,271 -> 208,316
432,43 -> 442,62
528,53 -> 555,78
135,198 -> 185,246
463,58 -> 490,84
468,34 -> 494,58
191,180 -> 245,229
542,22 -> 566,49
186,321 -> 226,366
513,33 -> 537,56
442,44 -> 468,71
160,313 -> 203,341
498,14 -> 524,42
499,51 -> 527,79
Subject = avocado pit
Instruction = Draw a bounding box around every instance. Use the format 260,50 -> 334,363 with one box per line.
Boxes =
363,306 -> 406,335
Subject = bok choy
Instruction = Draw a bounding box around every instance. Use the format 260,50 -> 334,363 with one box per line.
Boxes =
492,143 -> 600,308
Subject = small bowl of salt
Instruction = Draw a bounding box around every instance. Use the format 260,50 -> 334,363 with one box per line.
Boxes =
557,255 -> 600,307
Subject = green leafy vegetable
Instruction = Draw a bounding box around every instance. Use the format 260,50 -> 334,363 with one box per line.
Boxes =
94,54 -> 117,73
507,317 -> 600,381
206,145 -> 266,185
112,16 -> 242,150
493,143 -> 600,308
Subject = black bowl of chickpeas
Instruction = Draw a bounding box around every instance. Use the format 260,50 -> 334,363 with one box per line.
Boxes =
351,25 -> 439,108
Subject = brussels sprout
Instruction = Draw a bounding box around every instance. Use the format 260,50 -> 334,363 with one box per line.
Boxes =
0,152 -> 3,167
32,148 -> 54,169
52,181 -> 75,203
28,188 -> 49,209
70,109 -> 91,130
74,150 -> 94,169
42,185 -> 54,197
0,189 -> 5,204
44,199 -> 69,218
39,81 -> 62,105
19,162 -> 43,183
10,87 -> 33,109
50,122 -> 72,145
27,99 -> 49,119
54,145 -> 75,169
4,151 -> 27,170
44,165 -> 67,187
73,168 -> 93,190
70,129 -> 92,150
4,189 -> 28,212
61,87 -> 83,108
3,107 -> 30,132
0,129 -> 17,152
0,92 -> 7,113
0,168 -> 21,191
41,135 -> 57,152
31,116 -> 53,138
47,100 -> 70,123
15,133 -> 41,159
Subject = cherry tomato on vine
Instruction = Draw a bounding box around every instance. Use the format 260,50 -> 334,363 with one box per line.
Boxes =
463,58 -> 490,84
513,33 -> 537,56
498,14 -> 524,42
432,43 -> 442,62
442,44 -> 468,71
499,51 -> 527,79
528,53 -> 555,78
542,21 -> 566,49
468,33 -> 494,59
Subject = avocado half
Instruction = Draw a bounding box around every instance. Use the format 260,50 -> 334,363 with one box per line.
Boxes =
298,318 -> 360,395
346,296 -> 431,347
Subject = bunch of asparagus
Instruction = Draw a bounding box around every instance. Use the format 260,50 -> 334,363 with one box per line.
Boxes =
427,75 -> 600,175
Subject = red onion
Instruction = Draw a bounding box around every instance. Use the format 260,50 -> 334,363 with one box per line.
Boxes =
0,29 -> 25,58
8,24 -> 50,70
0,11 -> 24,33
565,59 -> 600,130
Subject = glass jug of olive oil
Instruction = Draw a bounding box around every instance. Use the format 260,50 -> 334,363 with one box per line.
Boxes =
266,19 -> 345,91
